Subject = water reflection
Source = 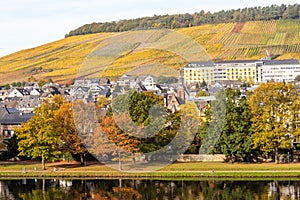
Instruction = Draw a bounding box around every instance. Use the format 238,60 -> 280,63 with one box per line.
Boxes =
0,178 -> 300,199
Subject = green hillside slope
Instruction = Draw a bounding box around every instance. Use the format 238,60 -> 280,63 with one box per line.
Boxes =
0,20 -> 300,84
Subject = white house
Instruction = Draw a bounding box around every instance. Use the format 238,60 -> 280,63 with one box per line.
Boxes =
7,89 -> 30,98
141,75 -> 156,90
24,82 -> 39,90
30,88 -> 43,96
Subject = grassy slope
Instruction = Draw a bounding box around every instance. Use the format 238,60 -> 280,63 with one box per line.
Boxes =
0,20 -> 300,84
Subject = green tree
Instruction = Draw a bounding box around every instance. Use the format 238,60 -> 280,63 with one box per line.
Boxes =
219,88 -> 253,162
200,79 -> 207,88
249,82 -> 296,163
199,90 -> 227,154
16,96 -> 64,169
38,80 -> 47,88
4,84 -> 10,90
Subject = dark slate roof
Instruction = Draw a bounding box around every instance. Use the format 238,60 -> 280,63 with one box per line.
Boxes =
99,88 -> 111,97
17,88 -> 30,95
176,96 -> 185,105
25,82 -> 38,87
155,84 -> 163,90
7,108 -> 19,113
0,107 -> 8,121
1,112 -> 34,125
139,84 -> 147,91
262,59 -> 299,65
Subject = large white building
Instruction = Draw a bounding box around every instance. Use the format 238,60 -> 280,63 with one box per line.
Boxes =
183,59 -> 300,85
260,59 -> 300,83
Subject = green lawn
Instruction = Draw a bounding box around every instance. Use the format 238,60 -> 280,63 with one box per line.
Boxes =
0,161 -> 300,178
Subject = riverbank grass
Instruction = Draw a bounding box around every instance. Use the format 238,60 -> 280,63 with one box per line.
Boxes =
1,161 -> 300,178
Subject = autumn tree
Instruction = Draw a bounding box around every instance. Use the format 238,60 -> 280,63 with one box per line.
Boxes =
249,82 -> 296,163
0,134 -> 6,152
96,96 -> 110,109
54,101 -> 88,164
16,96 -> 65,169
100,114 -> 140,170
196,91 -> 208,97
171,102 -> 200,155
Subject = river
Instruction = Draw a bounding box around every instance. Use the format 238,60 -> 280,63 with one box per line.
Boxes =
0,178 -> 299,199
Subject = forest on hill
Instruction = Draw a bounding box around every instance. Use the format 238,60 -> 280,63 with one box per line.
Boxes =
66,4 -> 300,37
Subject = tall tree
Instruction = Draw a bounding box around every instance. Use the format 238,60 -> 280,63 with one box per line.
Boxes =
72,100 -> 97,165
16,96 -> 65,169
249,82 -> 296,163
199,90 -> 227,154
54,101 -> 88,164
219,88 -> 253,162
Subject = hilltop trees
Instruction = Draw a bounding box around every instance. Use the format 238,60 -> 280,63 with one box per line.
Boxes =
66,4 -> 300,36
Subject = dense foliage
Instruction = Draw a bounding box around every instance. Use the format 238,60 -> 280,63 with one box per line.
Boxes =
13,82 -> 300,164
66,4 -> 300,37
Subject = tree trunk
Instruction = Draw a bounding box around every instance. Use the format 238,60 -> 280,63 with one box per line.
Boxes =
42,158 -> 46,170
275,146 -> 279,164
80,154 -> 84,166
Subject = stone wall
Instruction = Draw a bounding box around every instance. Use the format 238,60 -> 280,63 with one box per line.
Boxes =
177,154 -> 226,162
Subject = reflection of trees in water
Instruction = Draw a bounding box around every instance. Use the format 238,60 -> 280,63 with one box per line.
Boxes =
0,181 -> 15,199
1,179 -> 300,199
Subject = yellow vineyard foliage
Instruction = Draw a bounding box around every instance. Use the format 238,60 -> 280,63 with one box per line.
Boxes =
0,20 -> 300,84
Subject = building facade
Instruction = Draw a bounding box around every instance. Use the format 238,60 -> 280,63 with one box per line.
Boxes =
184,59 -> 300,85
260,59 -> 300,83
214,60 -> 262,83
183,62 -> 215,85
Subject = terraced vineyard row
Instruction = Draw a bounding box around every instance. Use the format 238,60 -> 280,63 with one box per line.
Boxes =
0,19 -> 300,84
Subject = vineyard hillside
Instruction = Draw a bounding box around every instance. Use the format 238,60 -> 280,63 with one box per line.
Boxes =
1,20 -> 300,84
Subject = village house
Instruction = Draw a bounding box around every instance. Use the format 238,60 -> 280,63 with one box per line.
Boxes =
0,106 -> 33,150
24,82 -> 39,90
70,78 -> 111,102
7,88 -> 30,98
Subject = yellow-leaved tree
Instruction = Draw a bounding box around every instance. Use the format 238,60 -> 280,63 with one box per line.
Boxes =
16,96 -> 65,170
249,82 -> 297,163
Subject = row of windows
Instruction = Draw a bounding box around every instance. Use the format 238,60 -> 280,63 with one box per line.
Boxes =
227,76 -> 255,79
265,67 -> 300,70
264,75 -> 294,78
226,68 -> 255,71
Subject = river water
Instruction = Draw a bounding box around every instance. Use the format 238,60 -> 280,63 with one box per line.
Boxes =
0,178 -> 299,199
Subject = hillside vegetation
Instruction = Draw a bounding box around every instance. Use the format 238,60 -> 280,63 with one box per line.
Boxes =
1,19 -> 300,84
66,4 -> 300,36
